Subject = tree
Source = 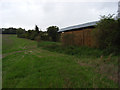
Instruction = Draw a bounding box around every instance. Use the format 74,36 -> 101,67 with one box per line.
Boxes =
16,28 -> 25,38
47,26 -> 59,42
92,14 -> 120,54
30,30 -> 38,40
2,27 -> 17,34
35,25 -> 39,33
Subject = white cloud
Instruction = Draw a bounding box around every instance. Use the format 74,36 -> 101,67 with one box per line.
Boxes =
0,0 -> 118,30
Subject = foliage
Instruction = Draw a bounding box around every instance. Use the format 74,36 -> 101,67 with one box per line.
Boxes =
16,28 -> 25,38
30,30 -> 38,40
47,26 -> 59,42
35,35 -> 41,47
35,25 -> 39,33
92,14 -> 120,54
2,27 -> 17,34
38,41 -> 106,58
39,31 -> 50,41
16,25 -> 60,42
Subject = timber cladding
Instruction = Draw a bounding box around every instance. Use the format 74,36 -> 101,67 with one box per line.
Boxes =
60,27 -> 95,47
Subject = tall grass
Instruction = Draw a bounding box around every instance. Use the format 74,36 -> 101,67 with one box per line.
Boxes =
3,35 -> 119,88
38,41 -> 119,58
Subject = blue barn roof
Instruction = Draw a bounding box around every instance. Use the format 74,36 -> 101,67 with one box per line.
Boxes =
58,21 -> 98,33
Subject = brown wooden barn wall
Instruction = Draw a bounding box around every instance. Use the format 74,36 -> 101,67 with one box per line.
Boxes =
60,28 -> 94,47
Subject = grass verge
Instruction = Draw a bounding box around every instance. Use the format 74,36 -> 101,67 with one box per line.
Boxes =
2,35 -> 119,88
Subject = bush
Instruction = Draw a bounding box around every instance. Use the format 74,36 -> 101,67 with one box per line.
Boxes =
16,28 -> 25,38
35,35 -> 41,42
30,31 -> 38,40
41,34 -> 50,41
92,14 -> 120,54
35,35 -> 41,47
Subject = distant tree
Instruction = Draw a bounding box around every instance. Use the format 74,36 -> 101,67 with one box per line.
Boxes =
25,30 -> 33,39
2,27 -> 17,34
47,26 -> 59,42
30,30 -> 38,40
35,25 -> 39,33
16,28 -> 25,38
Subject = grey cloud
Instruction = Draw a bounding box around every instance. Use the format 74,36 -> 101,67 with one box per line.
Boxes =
0,0 -> 118,30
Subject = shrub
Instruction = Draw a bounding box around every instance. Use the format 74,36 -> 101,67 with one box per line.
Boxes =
92,14 -> 120,54
41,33 -> 50,41
30,31 -> 38,40
35,35 -> 41,42
16,28 -> 25,38
35,35 -> 41,47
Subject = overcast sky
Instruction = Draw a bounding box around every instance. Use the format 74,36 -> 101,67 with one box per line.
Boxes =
0,0 -> 119,31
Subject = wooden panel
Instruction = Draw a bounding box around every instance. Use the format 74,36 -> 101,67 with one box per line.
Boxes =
73,30 -> 84,46
61,27 -> 95,47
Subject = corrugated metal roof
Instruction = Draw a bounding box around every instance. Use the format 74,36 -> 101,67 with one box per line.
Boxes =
58,21 -> 98,32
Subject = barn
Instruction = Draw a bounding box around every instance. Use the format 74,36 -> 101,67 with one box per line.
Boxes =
58,21 -> 98,47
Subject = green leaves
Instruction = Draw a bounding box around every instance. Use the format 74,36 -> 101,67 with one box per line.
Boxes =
92,14 -> 120,54
47,26 -> 59,42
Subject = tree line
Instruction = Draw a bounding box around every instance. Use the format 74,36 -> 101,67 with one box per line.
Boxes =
16,25 -> 60,42
1,27 -> 17,34
1,25 -> 60,42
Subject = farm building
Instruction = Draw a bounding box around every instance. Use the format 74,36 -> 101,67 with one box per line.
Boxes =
58,21 -> 98,47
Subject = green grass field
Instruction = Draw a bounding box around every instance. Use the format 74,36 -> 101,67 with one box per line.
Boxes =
2,35 -> 119,88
